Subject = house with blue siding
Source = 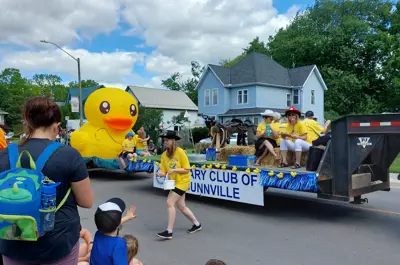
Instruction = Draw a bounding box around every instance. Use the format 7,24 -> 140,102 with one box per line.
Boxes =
196,52 -> 327,125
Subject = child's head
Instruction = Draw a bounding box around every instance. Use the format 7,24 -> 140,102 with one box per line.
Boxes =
123,234 -> 139,262
94,198 -> 126,234
205,259 -> 226,265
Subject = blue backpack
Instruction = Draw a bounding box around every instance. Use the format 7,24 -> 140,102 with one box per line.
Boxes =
0,142 -> 71,241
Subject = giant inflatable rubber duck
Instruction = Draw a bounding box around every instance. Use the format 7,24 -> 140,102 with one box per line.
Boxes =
70,87 -> 139,159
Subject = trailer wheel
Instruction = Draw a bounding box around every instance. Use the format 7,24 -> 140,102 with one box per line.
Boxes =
351,195 -> 368,204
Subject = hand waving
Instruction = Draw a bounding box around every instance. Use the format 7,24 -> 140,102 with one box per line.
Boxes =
125,205 -> 137,220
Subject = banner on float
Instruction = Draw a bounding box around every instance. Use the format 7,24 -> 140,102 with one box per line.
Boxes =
153,166 -> 264,206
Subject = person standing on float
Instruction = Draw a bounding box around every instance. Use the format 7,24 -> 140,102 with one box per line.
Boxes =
155,130 -> 201,240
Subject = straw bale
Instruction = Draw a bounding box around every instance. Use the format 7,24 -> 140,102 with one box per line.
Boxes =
219,146 -> 255,162
195,142 -> 211,153
259,148 -> 308,167
217,146 -> 308,167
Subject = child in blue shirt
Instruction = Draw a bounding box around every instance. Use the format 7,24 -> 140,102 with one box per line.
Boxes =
90,198 -> 137,265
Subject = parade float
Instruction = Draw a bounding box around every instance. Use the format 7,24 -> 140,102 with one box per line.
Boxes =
154,113 -> 400,206
70,87 -> 155,173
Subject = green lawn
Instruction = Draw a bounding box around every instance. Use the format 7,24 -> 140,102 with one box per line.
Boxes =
390,155 -> 400,173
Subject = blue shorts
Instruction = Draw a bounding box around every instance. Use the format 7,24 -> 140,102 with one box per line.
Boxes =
136,149 -> 145,155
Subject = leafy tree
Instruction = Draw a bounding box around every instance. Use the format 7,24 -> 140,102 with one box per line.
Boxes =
221,0 -> 399,115
67,79 -> 100,89
161,61 -> 205,105
133,106 -> 163,144
0,68 -> 37,129
32,73 -> 67,101
171,111 -> 189,126
220,36 -> 270,67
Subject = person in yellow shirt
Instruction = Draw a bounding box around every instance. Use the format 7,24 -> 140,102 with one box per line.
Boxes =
121,132 -> 137,160
302,111 -> 331,146
254,109 -> 280,166
270,112 -> 288,147
0,127 -> 7,151
155,130 -> 201,240
279,107 -> 311,169
134,129 -> 151,156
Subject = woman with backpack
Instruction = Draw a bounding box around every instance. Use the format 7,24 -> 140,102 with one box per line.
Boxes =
0,96 -> 94,265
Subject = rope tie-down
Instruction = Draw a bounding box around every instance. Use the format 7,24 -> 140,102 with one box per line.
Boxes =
259,169 -> 318,192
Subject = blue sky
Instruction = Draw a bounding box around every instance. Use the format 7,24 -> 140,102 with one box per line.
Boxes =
0,0 -> 315,89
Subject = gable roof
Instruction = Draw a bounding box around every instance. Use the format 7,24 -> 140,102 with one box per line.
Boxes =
199,52 -> 324,89
65,85 -> 105,104
0,109 -> 8,115
219,107 -> 288,117
125,86 -> 198,111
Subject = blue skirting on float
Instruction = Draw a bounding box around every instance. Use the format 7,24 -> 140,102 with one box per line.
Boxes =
84,157 -> 154,173
259,169 -> 318,192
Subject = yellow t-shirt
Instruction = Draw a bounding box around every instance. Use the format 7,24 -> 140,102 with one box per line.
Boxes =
285,121 -> 309,143
303,118 -> 324,143
0,128 -> 7,151
271,121 -> 288,146
256,121 -> 275,140
122,138 -> 135,152
134,135 -> 147,150
160,147 -> 191,191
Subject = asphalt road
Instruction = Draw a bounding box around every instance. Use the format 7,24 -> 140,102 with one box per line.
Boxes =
79,171 -> 400,265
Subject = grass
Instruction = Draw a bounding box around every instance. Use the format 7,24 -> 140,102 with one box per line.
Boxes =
390,155 -> 400,173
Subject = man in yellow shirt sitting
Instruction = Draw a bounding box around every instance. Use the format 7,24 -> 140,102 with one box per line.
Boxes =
302,111 -> 331,146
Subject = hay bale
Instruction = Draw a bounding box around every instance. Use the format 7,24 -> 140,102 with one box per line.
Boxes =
259,148 -> 308,167
195,142 -> 211,153
219,146 -> 255,162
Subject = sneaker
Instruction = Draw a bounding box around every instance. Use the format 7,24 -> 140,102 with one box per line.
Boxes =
157,230 -> 172,239
187,223 -> 202,233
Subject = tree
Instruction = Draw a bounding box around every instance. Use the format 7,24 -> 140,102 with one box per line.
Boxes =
221,0 -> 399,115
67,80 -> 100,89
133,107 -> 163,143
0,68 -> 38,129
161,61 -> 205,105
220,36 -> 270,67
32,73 -> 67,101
171,111 -> 189,126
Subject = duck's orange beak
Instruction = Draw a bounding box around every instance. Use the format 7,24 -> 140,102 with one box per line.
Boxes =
103,116 -> 133,131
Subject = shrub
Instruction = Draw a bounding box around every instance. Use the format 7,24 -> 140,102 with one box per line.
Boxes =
191,127 -> 209,143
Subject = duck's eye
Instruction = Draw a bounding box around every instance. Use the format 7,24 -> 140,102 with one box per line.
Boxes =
100,101 -> 110,114
130,104 -> 137,116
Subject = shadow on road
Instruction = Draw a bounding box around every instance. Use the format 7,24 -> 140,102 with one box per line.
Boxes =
88,169 -> 150,181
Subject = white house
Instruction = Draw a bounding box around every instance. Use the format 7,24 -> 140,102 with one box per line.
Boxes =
125,86 -> 202,130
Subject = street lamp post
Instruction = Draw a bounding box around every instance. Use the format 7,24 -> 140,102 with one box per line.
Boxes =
40,40 -> 83,127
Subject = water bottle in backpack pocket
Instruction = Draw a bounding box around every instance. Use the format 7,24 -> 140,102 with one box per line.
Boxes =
0,142 -> 70,241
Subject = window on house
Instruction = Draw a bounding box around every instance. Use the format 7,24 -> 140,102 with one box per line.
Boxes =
237,89 -> 248,104
286,93 -> 291,107
293,89 -> 299,105
205,89 -> 210,106
212,88 -> 218,105
311,90 -> 315,105
253,117 -> 259,124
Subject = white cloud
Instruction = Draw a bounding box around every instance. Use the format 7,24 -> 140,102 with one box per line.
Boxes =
0,0 -> 124,47
0,48 -> 145,84
0,0 -> 299,89
122,0 -> 299,67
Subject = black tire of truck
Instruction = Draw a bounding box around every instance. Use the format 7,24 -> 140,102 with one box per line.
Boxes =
398,173 -> 400,180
